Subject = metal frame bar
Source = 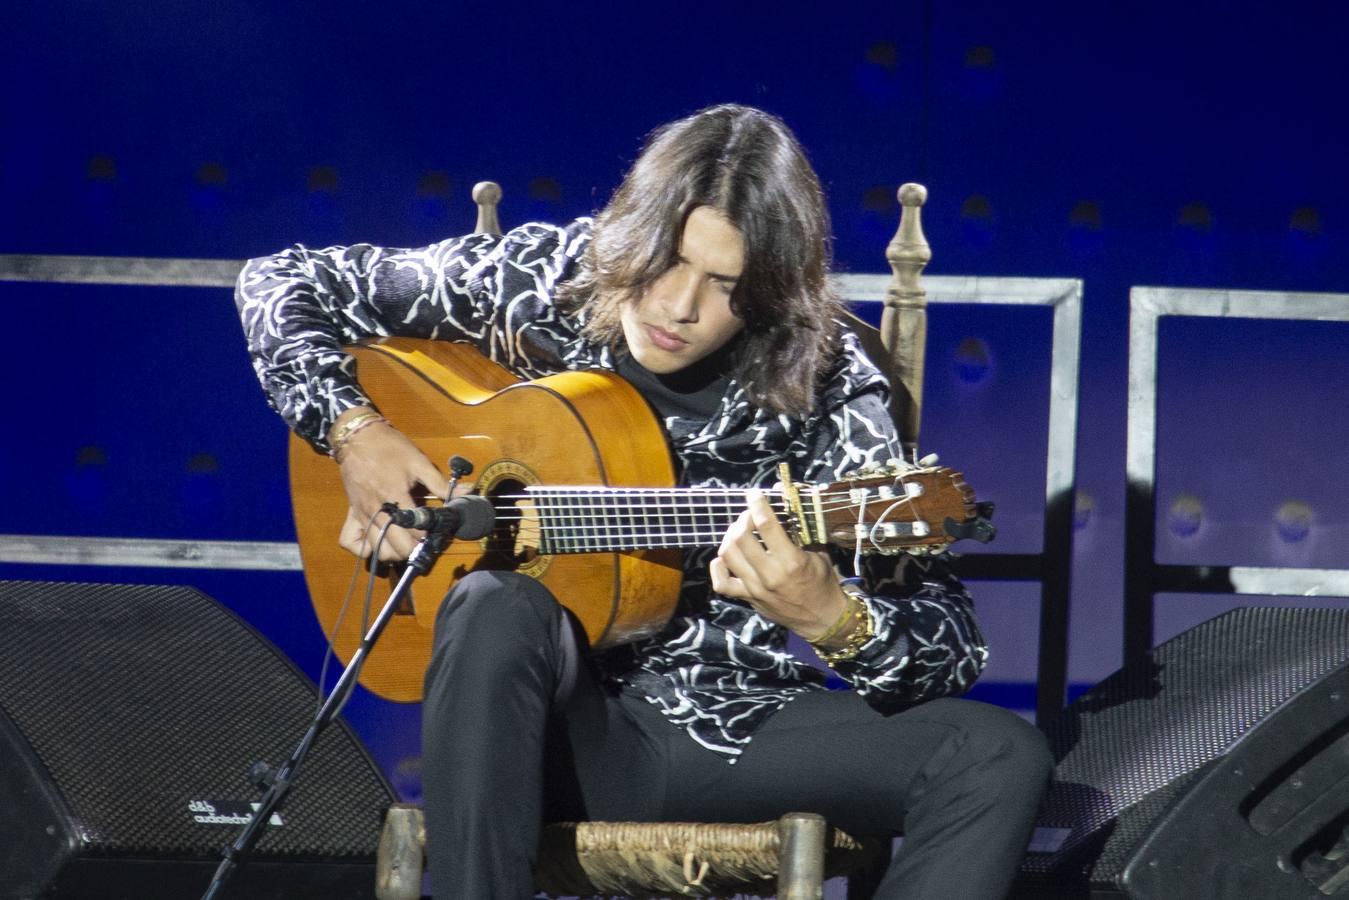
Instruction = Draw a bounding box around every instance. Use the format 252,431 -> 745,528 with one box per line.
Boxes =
1,255 -> 1085,722
842,274 -> 1084,723
0,534 -> 301,570
0,253 -> 272,571
0,253 -> 242,287
1125,286 -> 1349,661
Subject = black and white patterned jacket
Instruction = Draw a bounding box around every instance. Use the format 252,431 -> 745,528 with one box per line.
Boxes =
236,219 -> 989,762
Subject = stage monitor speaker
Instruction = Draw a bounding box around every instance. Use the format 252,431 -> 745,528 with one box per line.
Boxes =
0,580 -> 397,900
1015,605 -> 1349,899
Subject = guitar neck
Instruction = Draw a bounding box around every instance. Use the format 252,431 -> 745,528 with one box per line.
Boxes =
521,487 -> 805,553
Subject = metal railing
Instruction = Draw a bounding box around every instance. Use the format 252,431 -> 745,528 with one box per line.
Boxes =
843,273 -> 1083,722
1124,286 -> 1349,660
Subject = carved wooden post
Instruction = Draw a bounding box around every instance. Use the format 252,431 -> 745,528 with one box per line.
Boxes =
881,183 -> 931,459
375,803 -> 426,900
473,181 -> 502,236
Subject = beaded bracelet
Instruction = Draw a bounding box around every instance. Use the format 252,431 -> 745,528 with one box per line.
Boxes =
330,411 -> 389,462
817,589 -> 876,665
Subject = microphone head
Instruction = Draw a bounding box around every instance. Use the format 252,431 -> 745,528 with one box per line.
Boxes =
452,496 -> 496,540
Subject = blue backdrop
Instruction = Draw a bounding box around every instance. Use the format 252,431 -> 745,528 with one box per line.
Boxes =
5,0 -> 1347,798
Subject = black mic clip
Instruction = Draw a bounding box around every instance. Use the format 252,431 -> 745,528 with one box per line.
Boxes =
380,496 -> 495,539
380,501 -> 455,533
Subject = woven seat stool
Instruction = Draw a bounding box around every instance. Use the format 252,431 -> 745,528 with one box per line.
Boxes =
376,803 -> 890,899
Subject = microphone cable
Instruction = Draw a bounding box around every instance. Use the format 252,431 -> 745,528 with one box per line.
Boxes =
314,509 -> 392,717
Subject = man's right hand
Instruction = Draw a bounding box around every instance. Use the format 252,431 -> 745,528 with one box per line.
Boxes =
330,407 -> 452,562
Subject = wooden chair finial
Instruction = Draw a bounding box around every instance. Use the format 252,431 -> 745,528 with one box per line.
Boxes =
472,181 -> 503,236
888,183 -> 931,306
882,182 -> 931,456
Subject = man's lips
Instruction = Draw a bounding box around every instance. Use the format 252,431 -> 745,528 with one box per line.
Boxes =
645,324 -> 689,351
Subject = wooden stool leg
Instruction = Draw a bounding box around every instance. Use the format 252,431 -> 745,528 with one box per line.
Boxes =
376,802 -> 425,900
777,812 -> 827,900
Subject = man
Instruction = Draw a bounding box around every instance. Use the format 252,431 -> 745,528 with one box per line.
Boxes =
236,103 -> 1051,898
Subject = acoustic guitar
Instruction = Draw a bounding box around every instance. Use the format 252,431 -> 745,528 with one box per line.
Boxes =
290,337 -> 989,702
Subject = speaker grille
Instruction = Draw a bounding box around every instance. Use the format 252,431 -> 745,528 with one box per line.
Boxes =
0,581 -> 394,859
1024,606 -> 1349,883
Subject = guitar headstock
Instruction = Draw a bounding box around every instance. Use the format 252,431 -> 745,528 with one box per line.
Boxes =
797,463 -> 995,555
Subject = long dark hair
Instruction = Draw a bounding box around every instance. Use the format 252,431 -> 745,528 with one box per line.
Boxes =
560,104 -> 844,417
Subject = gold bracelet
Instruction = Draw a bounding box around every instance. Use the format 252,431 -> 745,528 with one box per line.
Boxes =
805,589 -> 858,647
818,592 -> 876,665
330,411 -> 388,461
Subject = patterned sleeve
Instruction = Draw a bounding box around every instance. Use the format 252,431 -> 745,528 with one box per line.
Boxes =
789,333 -> 989,704
234,221 -> 590,453
234,232 -> 505,453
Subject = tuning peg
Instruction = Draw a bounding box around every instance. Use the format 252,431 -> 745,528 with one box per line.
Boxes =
917,453 -> 939,467
944,514 -> 996,544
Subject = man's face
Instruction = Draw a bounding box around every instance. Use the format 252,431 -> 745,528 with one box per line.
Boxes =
620,205 -> 746,375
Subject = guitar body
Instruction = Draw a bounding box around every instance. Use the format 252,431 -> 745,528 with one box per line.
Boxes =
289,338 -> 683,703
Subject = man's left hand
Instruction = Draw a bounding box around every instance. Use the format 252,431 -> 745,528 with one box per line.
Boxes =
710,489 -> 849,641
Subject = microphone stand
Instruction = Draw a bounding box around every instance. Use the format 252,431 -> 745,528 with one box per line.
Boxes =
200,522 -> 453,900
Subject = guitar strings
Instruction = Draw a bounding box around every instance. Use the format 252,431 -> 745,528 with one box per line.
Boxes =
484,494 -> 921,513
494,486 -> 927,501
388,483 -> 933,552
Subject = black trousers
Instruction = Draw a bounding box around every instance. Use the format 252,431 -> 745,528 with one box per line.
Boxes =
422,570 -> 1052,900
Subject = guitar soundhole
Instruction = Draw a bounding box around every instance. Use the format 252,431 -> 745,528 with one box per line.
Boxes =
479,475 -> 550,579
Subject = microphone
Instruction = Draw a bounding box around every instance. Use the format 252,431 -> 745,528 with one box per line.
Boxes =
381,496 -> 496,539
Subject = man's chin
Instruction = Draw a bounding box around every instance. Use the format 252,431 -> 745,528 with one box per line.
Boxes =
629,346 -> 694,375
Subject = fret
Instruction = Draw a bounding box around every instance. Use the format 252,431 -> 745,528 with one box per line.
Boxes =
616,489 -> 634,551
613,490 -> 628,551
535,492 -> 552,554
663,490 -> 682,548
687,492 -> 701,547
575,492 -> 591,552
606,491 -> 621,551
596,494 -> 609,550
584,494 -> 595,551
589,491 -> 603,552
682,491 -> 699,547
672,491 -> 687,549
606,492 -> 619,550
669,491 -> 681,548
700,491 -> 720,547
640,489 -> 653,550
633,491 -> 648,550
627,490 -> 645,550
596,491 -> 611,552
582,493 -> 597,552
539,490 -> 554,553
542,490 -> 557,554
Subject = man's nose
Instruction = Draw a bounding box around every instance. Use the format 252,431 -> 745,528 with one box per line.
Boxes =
664,270 -> 700,323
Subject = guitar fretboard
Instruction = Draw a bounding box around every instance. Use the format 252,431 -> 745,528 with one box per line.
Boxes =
522,487 -> 798,553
